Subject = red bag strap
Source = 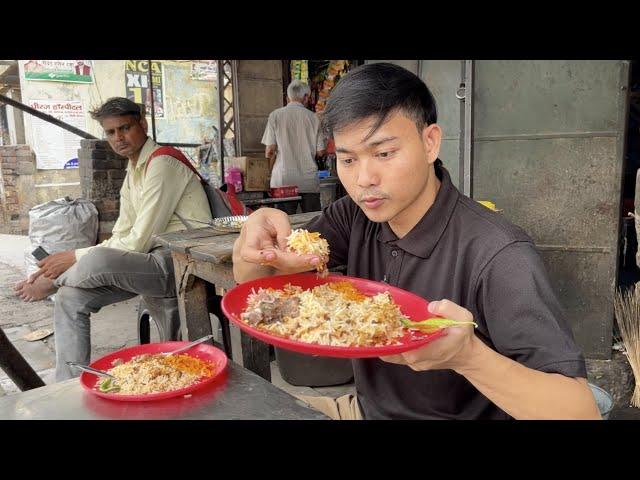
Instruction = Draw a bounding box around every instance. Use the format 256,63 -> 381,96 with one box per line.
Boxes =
146,146 -> 206,185
224,183 -> 250,216
146,145 -> 252,216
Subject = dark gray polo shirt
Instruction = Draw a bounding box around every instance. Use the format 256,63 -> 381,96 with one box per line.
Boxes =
304,164 -> 587,420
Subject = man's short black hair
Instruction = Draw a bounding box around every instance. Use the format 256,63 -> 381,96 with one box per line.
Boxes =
322,62 -> 438,140
89,97 -> 142,124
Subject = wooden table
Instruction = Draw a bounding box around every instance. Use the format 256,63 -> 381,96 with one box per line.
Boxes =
154,212 -> 320,382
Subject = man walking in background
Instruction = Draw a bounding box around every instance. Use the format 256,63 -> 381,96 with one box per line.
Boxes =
262,80 -> 326,213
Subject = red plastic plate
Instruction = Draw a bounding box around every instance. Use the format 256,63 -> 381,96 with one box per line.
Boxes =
79,341 -> 228,402
221,273 -> 445,358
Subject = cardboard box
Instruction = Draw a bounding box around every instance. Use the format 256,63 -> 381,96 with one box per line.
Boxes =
227,156 -> 271,191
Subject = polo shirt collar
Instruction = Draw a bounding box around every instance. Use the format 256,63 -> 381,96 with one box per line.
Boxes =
377,163 -> 459,259
127,137 -> 157,173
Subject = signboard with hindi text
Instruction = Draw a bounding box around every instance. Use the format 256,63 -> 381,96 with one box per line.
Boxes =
22,60 -> 94,84
28,100 -> 85,169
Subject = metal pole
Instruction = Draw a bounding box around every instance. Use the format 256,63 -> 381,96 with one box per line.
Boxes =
148,60 -> 157,141
458,61 -> 466,191
231,60 -> 241,157
0,93 -> 97,140
217,60 -> 225,182
0,327 -> 45,391
463,60 -> 474,197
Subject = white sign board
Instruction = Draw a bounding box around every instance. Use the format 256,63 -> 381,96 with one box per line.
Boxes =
29,100 -> 85,169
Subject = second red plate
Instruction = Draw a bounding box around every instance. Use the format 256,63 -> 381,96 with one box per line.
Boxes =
79,342 -> 228,402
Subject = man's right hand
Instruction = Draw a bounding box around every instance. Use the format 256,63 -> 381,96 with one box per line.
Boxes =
29,250 -> 76,282
232,208 -> 322,283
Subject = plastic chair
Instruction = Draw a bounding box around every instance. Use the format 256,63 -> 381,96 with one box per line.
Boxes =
137,296 -> 181,344
137,294 -> 232,358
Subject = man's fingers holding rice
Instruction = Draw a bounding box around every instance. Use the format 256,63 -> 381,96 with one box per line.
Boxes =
257,248 -> 320,272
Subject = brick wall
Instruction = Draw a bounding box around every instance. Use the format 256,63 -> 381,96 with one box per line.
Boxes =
0,145 -> 36,234
0,141 -> 125,240
78,139 -> 127,242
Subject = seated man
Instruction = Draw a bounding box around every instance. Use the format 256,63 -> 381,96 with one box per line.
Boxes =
14,97 -> 213,381
233,63 -> 600,420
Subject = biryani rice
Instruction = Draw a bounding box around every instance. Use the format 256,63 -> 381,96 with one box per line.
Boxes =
99,353 -> 215,395
286,229 -> 330,275
242,281 -> 408,347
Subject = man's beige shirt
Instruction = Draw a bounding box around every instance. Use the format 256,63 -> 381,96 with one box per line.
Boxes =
75,138 -> 212,260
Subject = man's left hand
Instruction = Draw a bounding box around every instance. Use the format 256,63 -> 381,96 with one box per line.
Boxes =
29,250 -> 76,282
380,299 -> 477,372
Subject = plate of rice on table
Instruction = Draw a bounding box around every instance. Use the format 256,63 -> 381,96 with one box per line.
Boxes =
221,273 -> 448,358
79,342 -> 228,401
211,215 -> 248,233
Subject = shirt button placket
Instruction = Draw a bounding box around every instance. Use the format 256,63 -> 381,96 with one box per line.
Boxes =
386,249 -> 401,285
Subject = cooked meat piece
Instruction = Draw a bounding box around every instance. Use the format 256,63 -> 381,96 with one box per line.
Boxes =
242,310 -> 264,326
259,297 -> 300,324
242,296 -> 302,327
280,297 -> 300,317
259,301 -> 281,324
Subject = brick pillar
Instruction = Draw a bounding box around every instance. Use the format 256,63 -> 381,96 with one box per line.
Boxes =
79,140 -> 127,242
0,145 -> 36,235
